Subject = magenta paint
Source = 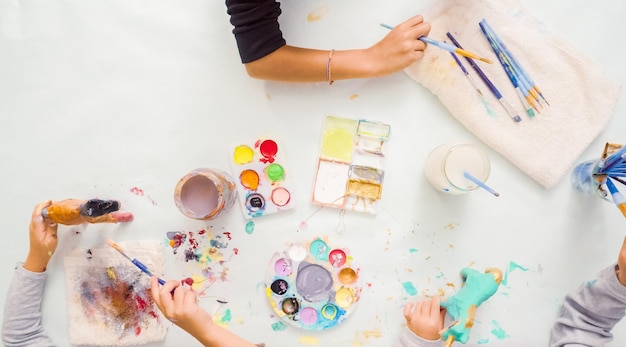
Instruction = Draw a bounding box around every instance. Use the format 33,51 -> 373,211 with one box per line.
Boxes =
174,168 -> 237,220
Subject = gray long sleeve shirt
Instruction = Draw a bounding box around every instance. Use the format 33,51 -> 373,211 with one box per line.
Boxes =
550,264 -> 626,346
2,263 -> 54,347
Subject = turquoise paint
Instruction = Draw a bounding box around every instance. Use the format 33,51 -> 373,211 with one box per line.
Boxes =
491,320 -> 507,339
508,261 -> 528,272
481,99 -> 497,118
402,281 -> 418,296
435,271 -> 445,279
219,309 -> 232,324
477,338 -> 490,344
408,248 -> 418,253
271,321 -> 288,331
502,261 -> 528,286
586,279 -> 598,287
245,220 -> 255,234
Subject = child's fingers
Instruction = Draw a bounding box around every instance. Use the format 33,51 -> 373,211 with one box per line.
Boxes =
403,302 -> 415,321
183,289 -> 199,308
150,277 -> 162,307
32,200 -> 52,220
430,296 -> 441,317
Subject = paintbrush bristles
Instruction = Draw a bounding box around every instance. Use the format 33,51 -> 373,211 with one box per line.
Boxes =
106,239 -> 133,261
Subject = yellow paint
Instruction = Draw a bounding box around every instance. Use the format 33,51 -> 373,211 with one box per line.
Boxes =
335,287 -> 355,308
233,145 -> 254,164
191,274 -> 205,290
298,335 -> 319,345
106,267 -> 117,280
349,94 -> 359,100
362,329 -> 383,338
306,6 -> 328,22
347,180 -> 381,200
320,127 -> 353,162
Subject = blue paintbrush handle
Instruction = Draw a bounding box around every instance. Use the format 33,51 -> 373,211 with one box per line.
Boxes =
446,32 -> 501,98
132,258 -> 166,285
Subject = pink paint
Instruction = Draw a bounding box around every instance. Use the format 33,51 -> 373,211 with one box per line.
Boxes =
174,168 -> 237,220
130,187 -> 144,196
271,187 -> 291,206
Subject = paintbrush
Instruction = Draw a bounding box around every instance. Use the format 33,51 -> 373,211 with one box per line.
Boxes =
478,22 -> 536,117
604,178 -> 626,218
464,171 -> 500,197
107,239 -> 166,285
379,23 -> 493,64
447,47 -> 483,96
480,19 -> 549,106
446,32 -> 522,123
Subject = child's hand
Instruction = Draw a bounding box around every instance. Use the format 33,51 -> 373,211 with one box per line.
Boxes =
24,200 -> 59,272
403,296 -> 446,340
366,15 -> 431,77
617,236 -> 626,286
150,277 -> 214,341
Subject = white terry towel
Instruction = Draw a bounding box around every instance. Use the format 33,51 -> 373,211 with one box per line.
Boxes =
64,240 -> 167,346
404,0 -> 621,188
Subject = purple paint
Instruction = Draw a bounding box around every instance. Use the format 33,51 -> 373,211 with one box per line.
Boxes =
296,263 -> 333,302
274,258 -> 292,276
174,168 -> 237,220
299,307 -> 318,325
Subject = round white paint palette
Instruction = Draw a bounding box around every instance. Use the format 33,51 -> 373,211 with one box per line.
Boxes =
264,237 -> 361,330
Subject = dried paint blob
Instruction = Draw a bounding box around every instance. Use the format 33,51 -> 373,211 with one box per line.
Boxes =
338,267 -> 358,285
299,307 -> 318,325
233,145 -> 254,164
245,193 -> 265,212
265,163 -> 285,182
274,258 -> 293,276
288,244 -> 307,262
244,220 -> 255,234
240,169 -> 260,190
309,239 -> 329,261
271,279 -> 289,295
335,287 -> 355,309
281,297 -> 299,315
264,237 -> 361,331
259,139 -> 278,162
328,249 -> 347,267
296,263 -> 333,302
321,303 -> 339,320
271,187 -> 291,207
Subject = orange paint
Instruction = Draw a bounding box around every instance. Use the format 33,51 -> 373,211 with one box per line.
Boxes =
240,169 -> 260,190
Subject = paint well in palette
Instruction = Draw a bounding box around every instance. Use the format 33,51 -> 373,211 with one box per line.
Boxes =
312,116 -> 390,214
265,237 -> 361,330
230,138 -> 294,219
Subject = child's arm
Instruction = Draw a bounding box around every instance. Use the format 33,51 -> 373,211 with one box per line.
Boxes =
150,278 -> 260,347
394,296 -> 446,347
550,236 -> 626,346
2,201 -> 58,347
226,0 -> 431,82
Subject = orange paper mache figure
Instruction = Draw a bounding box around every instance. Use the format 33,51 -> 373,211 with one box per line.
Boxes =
42,199 -> 134,225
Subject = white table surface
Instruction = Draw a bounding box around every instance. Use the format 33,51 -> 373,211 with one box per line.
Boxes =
1,0 -> 625,346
